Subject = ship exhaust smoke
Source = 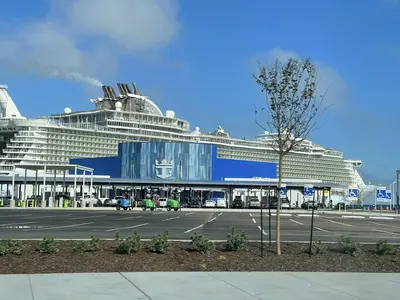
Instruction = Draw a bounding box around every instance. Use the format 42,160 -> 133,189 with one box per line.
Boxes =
49,70 -> 103,87
0,59 -> 103,87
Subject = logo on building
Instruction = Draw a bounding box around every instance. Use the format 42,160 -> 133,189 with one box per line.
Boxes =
155,159 -> 173,179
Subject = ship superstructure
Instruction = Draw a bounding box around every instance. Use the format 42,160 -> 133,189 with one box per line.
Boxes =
0,83 -> 364,187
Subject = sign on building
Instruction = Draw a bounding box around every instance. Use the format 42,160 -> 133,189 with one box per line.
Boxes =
348,188 -> 359,202
376,186 -> 388,202
304,185 -> 313,201
280,184 -> 287,199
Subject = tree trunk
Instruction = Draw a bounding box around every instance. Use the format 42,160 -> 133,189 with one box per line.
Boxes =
276,153 -> 283,255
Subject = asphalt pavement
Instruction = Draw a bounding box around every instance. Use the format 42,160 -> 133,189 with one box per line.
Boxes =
1,209 -> 400,243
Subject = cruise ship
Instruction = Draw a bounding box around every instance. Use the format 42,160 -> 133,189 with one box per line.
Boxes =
0,83 -> 365,188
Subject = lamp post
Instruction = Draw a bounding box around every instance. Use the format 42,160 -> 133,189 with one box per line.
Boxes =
390,181 -> 396,211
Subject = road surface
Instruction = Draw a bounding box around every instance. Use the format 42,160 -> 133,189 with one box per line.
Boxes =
0,209 -> 399,243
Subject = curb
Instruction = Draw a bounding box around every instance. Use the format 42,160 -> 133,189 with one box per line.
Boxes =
270,213 -> 292,217
342,216 -> 365,219
6,238 -> 400,245
368,217 -> 394,220
297,214 -> 320,217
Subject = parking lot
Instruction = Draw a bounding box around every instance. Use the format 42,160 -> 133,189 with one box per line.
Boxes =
1,209 -> 400,243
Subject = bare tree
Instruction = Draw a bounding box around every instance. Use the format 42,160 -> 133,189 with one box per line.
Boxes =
253,58 -> 328,255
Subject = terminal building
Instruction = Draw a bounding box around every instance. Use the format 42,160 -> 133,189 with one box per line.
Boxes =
70,141 -> 338,207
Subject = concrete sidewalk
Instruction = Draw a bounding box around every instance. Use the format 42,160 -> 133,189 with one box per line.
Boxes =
2,272 -> 399,300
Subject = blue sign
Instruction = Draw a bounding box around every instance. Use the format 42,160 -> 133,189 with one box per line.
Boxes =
348,188 -> 359,201
386,191 -> 392,201
376,187 -> 387,202
304,185 -> 313,200
280,184 -> 287,199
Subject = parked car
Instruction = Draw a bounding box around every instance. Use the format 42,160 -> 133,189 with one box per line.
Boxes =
216,198 -> 227,208
232,198 -> 243,209
203,200 -> 216,208
158,198 -> 168,207
301,201 -> 318,210
269,198 -> 291,209
248,197 -> 261,209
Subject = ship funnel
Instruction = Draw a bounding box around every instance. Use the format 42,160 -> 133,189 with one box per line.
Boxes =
132,82 -> 141,95
123,83 -> 132,94
102,85 -> 117,99
102,85 -> 111,98
116,83 -> 125,96
0,85 -> 24,119
108,86 -> 117,99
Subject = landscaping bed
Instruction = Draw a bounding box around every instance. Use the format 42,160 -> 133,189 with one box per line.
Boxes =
1,229 -> 400,274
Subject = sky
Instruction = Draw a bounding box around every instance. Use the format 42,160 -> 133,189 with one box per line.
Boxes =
0,0 -> 399,186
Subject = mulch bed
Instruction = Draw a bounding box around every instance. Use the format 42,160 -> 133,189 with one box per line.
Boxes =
1,241 -> 400,274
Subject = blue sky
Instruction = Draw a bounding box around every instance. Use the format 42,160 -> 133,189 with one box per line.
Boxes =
0,0 -> 399,185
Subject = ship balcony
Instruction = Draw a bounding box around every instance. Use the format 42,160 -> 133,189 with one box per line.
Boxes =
10,138 -> 47,144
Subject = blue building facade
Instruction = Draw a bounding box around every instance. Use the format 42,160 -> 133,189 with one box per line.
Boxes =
70,142 -> 277,181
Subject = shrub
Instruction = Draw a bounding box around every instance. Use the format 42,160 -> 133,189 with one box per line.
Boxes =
38,237 -> 59,254
310,240 -> 327,255
0,239 -> 23,256
376,240 -> 396,255
225,226 -> 247,251
150,231 -> 170,253
115,232 -> 141,255
337,236 -> 361,256
74,236 -> 101,254
190,233 -> 214,254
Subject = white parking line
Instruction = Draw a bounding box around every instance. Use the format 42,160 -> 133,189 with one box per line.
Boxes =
372,228 -> 398,235
184,224 -> 204,234
369,217 -> 394,220
69,214 -> 107,220
2,214 -> 32,218
162,216 -> 180,222
257,225 -> 268,235
105,223 -> 149,232
118,216 -> 143,220
218,213 -> 223,216
328,220 -> 352,227
23,222 -> 94,231
208,217 -> 217,223
185,212 -> 195,216
249,213 -> 253,217
290,219 -> 303,225
367,221 -> 400,230
314,226 -> 329,233
153,212 -> 163,215
22,214 -> 74,219
0,221 -> 38,227
252,218 -> 256,224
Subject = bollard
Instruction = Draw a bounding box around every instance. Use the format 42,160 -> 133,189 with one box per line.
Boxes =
64,200 -> 68,208
17,200 -> 21,207
9,199 -> 15,208
0,199 -> 3,207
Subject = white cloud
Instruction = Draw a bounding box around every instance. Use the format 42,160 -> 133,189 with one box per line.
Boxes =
254,48 -> 348,108
0,0 -> 180,86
